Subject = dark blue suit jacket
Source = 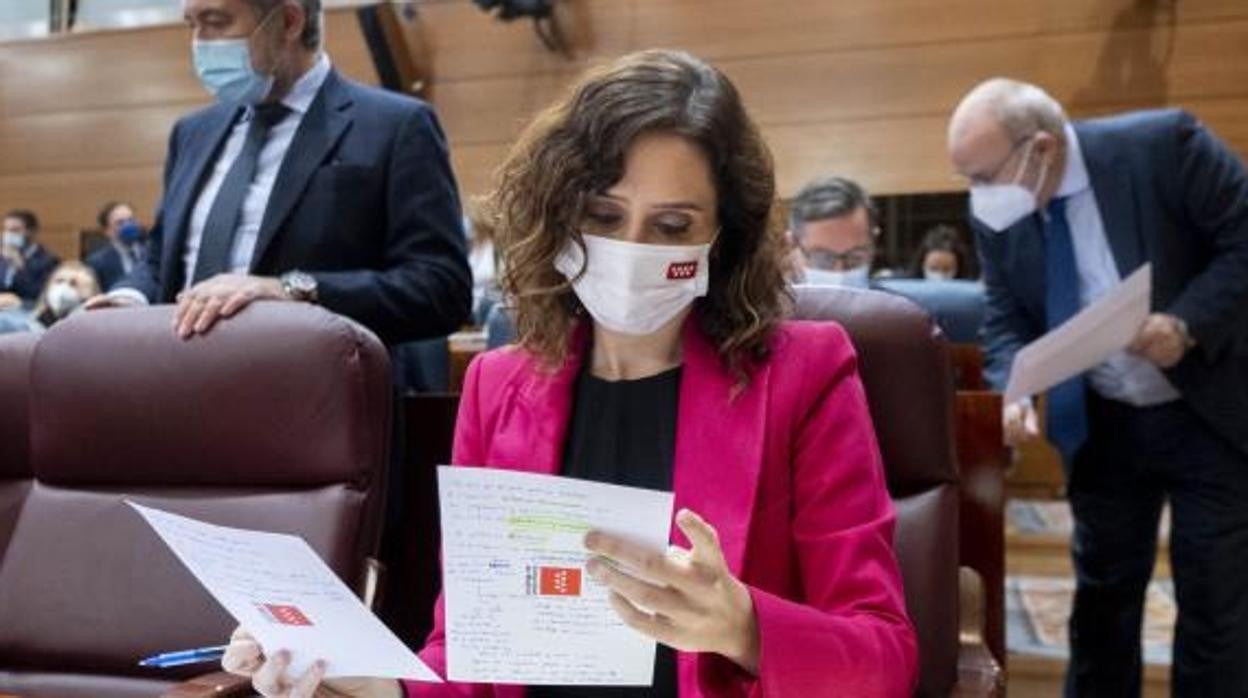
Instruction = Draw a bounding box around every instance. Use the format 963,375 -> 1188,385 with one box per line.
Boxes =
85,244 -> 134,292
1,244 -> 59,301
975,109 -> 1248,457
118,70 -> 472,344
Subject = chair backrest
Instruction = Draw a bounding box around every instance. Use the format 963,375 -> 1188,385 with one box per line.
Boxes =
484,302 -> 516,350
873,278 -> 986,344
0,332 -> 38,563
392,337 -> 451,394
0,303 -> 391,698
793,285 -> 960,698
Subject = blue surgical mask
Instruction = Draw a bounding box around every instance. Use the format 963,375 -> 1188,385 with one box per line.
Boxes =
802,265 -> 871,288
191,10 -> 279,104
117,220 -> 143,245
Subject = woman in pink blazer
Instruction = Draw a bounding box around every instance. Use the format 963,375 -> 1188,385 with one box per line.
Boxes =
224,49 -> 917,698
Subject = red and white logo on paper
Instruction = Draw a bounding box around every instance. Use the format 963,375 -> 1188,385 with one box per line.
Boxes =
257,603 -> 314,626
666,261 -> 698,280
538,567 -> 583,597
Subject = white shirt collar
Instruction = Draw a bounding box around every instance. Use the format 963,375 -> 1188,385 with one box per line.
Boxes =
1054,122 -> 1090,197
281,52 -> 332,115
245,52 -> 331,120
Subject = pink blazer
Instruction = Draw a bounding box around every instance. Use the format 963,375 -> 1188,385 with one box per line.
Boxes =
407,318 -> 918,697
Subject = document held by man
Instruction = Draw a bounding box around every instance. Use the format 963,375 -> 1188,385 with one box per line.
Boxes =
128,502 -> 441,682
1005,263 -> 1152,405
438,465 -> 675,685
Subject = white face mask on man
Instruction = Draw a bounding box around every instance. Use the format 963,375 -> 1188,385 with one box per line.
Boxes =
555,233 -> 711,336
969,138 -> 1050,232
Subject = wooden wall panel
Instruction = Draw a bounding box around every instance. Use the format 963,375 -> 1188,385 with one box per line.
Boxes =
3,1 -> 1248,259
0,8 -> 379,259
410,0 -> 1248,204
417,0 -> 1248,82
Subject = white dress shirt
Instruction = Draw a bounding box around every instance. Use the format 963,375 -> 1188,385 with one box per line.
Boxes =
1053,123 -> 1180,406
181,53 -> 332,289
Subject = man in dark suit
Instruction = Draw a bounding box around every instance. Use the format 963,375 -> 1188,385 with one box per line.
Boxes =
0,209 -> 60,308
948,78 -> 1248,696
85,201 -> 149,292
93,0 -> 471,345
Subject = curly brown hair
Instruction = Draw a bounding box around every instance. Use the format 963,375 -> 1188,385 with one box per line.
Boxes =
487,49 -> 791,379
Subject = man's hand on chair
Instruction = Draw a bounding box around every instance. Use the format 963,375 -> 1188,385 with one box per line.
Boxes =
174,273 -> 286,339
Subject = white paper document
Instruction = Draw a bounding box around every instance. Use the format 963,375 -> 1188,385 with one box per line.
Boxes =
438,466 -> 675,685
128,502 -> 441,682
1004,264 -> 1152,405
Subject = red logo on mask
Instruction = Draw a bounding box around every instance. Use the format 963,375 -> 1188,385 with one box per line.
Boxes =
667,261 -> 698,280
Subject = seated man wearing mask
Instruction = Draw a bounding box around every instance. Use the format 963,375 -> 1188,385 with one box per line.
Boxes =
86,201 -> 149,292
788,175 -> 880,287
0,209 -> 60,310
92,0 -> 471,345
35,262 -> 102,328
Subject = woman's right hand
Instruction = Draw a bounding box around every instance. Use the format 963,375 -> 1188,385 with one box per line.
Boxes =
222,627 -> 402,698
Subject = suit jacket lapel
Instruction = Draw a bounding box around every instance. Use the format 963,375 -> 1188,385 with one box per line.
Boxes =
496,327 -> 587,476
160,105 -> 239,297
250,71 -> 354,271
1076,121 -> 1146,277
670,318 -> 767,576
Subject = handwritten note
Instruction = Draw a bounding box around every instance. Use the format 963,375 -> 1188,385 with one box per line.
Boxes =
128,502 -> 441,682
438,466 -> 675,685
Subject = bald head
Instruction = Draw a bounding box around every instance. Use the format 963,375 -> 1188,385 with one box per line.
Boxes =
947,78 -> 1068,207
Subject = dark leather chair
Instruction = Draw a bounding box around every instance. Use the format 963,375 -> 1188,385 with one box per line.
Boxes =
0,332 -> 38,568
793,285 -> 1003,697
0,303 -> 391,698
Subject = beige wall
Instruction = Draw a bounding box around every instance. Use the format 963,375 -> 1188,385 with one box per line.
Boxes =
3,0 -> 1247,260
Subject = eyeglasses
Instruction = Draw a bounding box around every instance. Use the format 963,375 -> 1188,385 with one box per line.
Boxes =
965,135 -> 1034,187
801,244 -> 874,271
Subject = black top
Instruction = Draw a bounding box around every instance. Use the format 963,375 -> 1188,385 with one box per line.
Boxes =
530,365 -> 682,698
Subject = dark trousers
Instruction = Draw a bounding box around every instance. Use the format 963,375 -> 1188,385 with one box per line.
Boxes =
1064,393 -> 1248,697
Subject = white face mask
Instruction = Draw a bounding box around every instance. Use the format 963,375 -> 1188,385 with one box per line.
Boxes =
46,282 -> 83,318
2,231 -> 25,250
555,234 -> 711,336
969,139 -> 1049,232
923,268 -> 955,281
802,265 -> 870,288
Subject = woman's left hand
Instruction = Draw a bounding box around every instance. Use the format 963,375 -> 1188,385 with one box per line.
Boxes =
584,508 -> 760,674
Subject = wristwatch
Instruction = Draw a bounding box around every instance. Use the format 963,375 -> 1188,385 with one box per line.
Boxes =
280,270 -> 318,303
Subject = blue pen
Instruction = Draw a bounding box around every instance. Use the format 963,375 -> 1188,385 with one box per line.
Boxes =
138,645 -> 230,668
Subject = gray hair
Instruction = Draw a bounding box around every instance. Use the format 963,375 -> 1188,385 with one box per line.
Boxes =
961,77 -> 1067,142
788,175 -> 877,238
249,0 -> 322,50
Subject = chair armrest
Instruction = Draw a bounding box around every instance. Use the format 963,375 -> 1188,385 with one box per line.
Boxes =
952,641 -> 1004,697
952,567 -> 1004,697
160,671 -> 254,698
